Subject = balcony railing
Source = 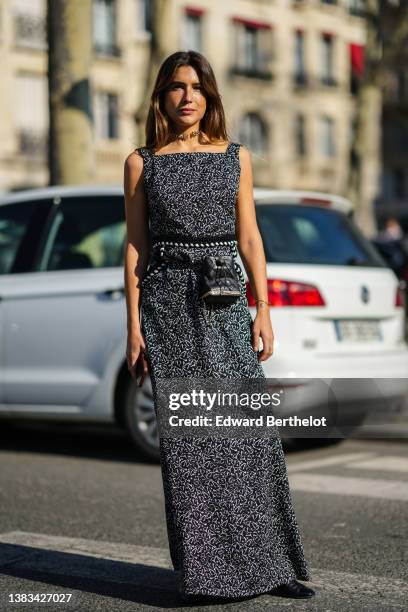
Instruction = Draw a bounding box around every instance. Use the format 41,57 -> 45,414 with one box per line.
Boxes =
230,65 -> 272,80
293,72 -> 309,87
93,42 -> 121,57
14,13 -> 46,50
18,130 -> 48,159
320,75 -> 338,87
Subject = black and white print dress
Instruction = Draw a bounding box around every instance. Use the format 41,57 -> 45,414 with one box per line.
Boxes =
137,141 -> 311,598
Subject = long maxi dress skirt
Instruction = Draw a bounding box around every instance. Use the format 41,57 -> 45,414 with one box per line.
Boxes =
137,142 -> 311,597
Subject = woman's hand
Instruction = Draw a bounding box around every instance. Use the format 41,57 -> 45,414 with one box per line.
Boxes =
126,328 -> 148,381
252,307 -> 274,362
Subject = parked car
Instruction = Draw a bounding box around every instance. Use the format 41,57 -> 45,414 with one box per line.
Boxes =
0,186 -> 407,460
242,191 -> 408,447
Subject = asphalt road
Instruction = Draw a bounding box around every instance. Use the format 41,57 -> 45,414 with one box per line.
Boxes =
0,422 -> 407,611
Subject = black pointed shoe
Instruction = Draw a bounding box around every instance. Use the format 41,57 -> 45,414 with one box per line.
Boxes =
270,579 -> 315,599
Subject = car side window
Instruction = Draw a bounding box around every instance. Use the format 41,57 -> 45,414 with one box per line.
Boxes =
36,195 -> 126,271
0,199 -> 52,274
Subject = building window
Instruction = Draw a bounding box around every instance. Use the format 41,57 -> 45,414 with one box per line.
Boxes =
181,8 -> 204,52
94,92 -> 119,140
294,29 -> 307,85
295,114 -> 306,157
238,113 -> 267,155
321,0 -> 337,4
320,33 -> 336,86
348,0 -> 366,17
231,17 -> 273,79
13,0 -> 46,50
136,0 -> 152,34
14,73 -> 48,157
350,42 -> 364,95
93,0 -> 119,56
319,116 -> 335,157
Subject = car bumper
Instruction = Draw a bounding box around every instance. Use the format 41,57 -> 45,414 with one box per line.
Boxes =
262,346 -> 408,379
261,348 -> 408,428
264,377 -> 408,438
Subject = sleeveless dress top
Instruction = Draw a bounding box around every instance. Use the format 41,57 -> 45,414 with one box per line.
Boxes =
136,141 -> 311,598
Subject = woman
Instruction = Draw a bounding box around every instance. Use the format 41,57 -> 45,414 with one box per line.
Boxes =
123,50 -> 315,603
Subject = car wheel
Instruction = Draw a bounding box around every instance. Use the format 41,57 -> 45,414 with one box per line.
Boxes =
123,376 -> 160,462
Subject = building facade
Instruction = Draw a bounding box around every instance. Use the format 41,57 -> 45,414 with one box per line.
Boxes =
0,0 -> 367,199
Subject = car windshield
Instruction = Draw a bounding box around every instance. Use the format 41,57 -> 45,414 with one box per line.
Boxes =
256,204 -> 386,267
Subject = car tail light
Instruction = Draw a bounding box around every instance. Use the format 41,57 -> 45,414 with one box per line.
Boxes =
246,279 -> 326,307
396,283 -> 405,308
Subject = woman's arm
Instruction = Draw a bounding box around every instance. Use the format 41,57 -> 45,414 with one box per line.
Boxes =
235,144 -> 274,362
123,150 -> 150,375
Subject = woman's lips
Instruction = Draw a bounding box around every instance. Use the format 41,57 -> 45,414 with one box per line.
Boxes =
179,109 -> 195,114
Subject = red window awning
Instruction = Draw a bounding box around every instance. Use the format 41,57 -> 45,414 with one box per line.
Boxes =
232,16 -> 272,30
350,43 -> 365,76
185,6 -> 206,16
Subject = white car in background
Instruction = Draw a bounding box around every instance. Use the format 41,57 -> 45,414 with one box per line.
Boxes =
239,191 -> 408,444
0,185 -> 407,460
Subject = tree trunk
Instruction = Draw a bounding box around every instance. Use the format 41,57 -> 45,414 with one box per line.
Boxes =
347,84 -> 382,238
347,0 -> 408,238
47,0 -> 94,185
134,0 -> 170,145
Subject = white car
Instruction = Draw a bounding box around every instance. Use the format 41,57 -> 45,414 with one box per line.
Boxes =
238,191 -> 408,445
0,186 -> 407,460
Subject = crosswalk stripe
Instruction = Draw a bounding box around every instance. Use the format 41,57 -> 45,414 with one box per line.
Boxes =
288,473 -> 408,501
0,531 -> 407,604
287,452 -> 377,473
0,531 -> 172,569
344,456 -> 408,473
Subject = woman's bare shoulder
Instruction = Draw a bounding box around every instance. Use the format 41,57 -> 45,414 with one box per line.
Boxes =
124,148 -> 145,171
238,142 -> 251,159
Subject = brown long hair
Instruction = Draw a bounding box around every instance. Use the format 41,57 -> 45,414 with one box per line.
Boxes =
144,51 -> 230,151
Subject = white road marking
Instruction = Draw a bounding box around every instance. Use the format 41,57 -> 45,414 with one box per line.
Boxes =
0,531 -> 172,568
288,473 -> 408,501
344,456 -> 408,473
287,452 -> 377,473
0,531 -> 407,604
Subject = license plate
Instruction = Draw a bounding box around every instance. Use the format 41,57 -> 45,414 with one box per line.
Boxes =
334,319 -> 382,342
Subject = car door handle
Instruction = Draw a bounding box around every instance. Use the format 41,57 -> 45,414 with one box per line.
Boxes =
100,287 -> 125,300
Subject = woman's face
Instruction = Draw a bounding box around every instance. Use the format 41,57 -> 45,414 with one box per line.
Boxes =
163,65 -> 207,130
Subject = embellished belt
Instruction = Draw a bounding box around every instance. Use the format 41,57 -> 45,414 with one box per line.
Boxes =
147,232 -> 242,273
151,232 -> 237,247
144,232 -> 244,326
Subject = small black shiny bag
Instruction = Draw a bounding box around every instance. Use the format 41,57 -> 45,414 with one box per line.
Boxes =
198,255 -> 241,304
